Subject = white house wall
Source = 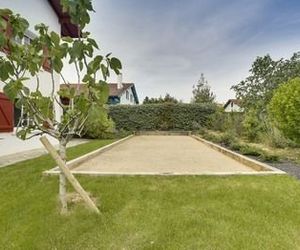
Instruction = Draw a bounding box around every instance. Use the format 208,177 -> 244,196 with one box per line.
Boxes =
224,103 -> 243,112
1,0 -> 60,33
0,0 -> 62,122
119,87 -> 136,105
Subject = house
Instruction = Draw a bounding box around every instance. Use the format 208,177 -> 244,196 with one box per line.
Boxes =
107,76 -> 138,105
223,99 -> 243,112
60,80 -> 139,106
0,0 -> 79,132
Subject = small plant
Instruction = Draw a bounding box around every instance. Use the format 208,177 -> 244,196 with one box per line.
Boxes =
229,142 -> 243,151
242,108 -> 263,142
239,144 -> 262,156
259,152 -> 279,162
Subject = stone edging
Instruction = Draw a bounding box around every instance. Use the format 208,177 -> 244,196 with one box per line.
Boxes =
43,135 -> 134,175
135,131 -> 191,136
190,135 -> 285,174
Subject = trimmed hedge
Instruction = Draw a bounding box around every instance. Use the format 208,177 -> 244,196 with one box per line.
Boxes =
108,103 -> 217,131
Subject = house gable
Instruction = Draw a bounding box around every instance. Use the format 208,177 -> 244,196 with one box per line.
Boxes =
108,83 -> 139,105
224,99 -> 243,112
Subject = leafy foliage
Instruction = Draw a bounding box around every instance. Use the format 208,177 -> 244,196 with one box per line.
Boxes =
192,73 -> 215,103
83,104 -> 115,139
268,78 -> 300,143
0,2 -> 121,143
109,103 -> 217,131
231,53 -> 300,113
143,93 -> 179,104
242,108 -> 263,142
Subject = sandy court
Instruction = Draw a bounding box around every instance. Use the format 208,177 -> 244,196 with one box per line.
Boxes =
73,135 -> 256,174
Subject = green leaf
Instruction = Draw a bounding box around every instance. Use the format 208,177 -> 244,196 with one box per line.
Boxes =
50,31 -> 60,45
3,80 -> 23,101
79,61 -> 83,71
101,64 -> 108,80
0,61 -> 13,81
110,57 -> 122,70
53,57 -> 63,73
62,36 -> 73,43
0,8 -> 13,16
87,38 -> 99,49
0,33 -> 6,47
16,129 -> 27,140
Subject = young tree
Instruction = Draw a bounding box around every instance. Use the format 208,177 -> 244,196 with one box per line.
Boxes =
192,73 -> 215,103
0,1 -> 122,212
268,78 -> 300,143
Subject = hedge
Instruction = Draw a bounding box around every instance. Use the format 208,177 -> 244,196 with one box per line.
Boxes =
108,103 -> 217,131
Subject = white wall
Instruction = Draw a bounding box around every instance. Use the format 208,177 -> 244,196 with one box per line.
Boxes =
224,102 -> 243,112
120,87 -> 137,105
0,0 -> 62,121
0,0 -> 60,33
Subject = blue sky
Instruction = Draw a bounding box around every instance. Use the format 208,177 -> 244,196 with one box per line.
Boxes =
85,0 -> 300,102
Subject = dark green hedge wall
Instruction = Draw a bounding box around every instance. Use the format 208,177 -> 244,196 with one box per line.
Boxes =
108,103 -> 217,131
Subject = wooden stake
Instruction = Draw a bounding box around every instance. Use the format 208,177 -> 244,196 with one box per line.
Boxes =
40,136 -> 100,214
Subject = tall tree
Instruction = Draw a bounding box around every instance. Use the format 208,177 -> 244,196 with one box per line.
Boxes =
192,73 -> 215,103
231,53 -> 300,113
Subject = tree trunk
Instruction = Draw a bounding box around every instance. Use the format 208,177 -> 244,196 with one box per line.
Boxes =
59,138 -> 68,213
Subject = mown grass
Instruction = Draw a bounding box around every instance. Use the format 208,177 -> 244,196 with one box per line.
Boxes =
1,139 -> 300,249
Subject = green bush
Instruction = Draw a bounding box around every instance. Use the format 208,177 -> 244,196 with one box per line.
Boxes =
239,144 -> 262,156
242,108 -> 263,142
109,103 -> 216,131
83,106 -> 115,139
268,78 -> 300,143
208,109 -> 244,135
259,152 -> 279,162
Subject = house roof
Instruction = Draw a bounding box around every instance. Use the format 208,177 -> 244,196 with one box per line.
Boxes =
108,83 -> 133,96
223,99 -> 242,109
109,83 -> 139,104
60,83 -> 139,104
47,0 -> 80,38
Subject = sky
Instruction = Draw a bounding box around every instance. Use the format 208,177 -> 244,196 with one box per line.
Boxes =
80,0 -> 300,103
3,0 -> 300,103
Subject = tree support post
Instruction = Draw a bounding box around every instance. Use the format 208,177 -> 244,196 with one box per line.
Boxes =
40,136 -> 100,214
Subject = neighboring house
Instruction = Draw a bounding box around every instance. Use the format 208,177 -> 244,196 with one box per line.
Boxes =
223,99 -> 243,112
0,0 -> 79,132
108,83 -> 139,105
59,81 -> 139,106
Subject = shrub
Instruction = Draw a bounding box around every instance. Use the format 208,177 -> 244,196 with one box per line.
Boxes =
83,106 -> 115,139
217,132 -> 238,147
109,103 -> 217,131
259,125 -> 289,148
242,108 -> 263,142
239,144 -> 262,156
208,109 -> 244,135
259,152 -> 279,162
268,78 -> 300,144
229,142 -> 243,151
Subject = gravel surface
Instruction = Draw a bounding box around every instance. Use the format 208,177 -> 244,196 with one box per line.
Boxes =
74,135 -> 256,174
269,161 -> 300,179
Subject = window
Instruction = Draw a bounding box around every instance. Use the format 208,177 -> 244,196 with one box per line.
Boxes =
23,35 -> 31,45
12,31 -> 35,45
130,94 -> 133,102
126,90 -> 129,100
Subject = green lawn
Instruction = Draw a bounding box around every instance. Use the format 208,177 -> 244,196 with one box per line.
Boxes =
1,139 -> 300,249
